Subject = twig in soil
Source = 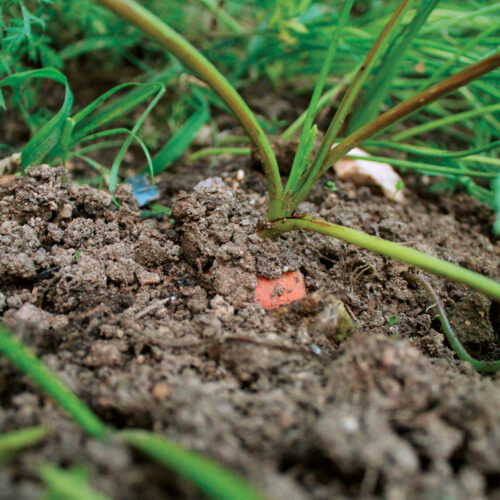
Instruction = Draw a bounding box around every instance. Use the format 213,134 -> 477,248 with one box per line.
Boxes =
157,335 -> 327,359
135,297 -> 171,319
409,273 -> 500,373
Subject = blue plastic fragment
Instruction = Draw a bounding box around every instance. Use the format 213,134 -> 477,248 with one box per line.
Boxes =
126,173 -> 159,207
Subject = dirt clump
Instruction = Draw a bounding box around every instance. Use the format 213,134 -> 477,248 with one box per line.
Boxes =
1,164 -> 500,499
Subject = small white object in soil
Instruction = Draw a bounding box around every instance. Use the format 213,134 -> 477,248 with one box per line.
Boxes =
310,344 -> 322,355
193,177 -> 229,192
334,147 -> 407,203
340,415 -> 359,433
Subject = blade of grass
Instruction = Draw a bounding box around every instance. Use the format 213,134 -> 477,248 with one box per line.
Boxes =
347,0 -> 440,131
143,95 -> 210,175
72,153 -> 112,186
363,139 -> 500,159
120,430 -> 268,500
189,146 -> 251,161
284,0 -> 355,196
0,324 -> 108,438
72,82 -> 164,142
59,36 -> 137,60
0,68 -> 73,171
300,0 -> 416,196
109,84 -> 165,194
39,465 -> 112,500
266,215 -> 500,302
198,0 -> 244,34
419,26 -> 499,90
0,327 -> 271,499
0,426 -> 48,460
345,153 -> 498,179
78,128 -> 154,190
392,101 -> 500,142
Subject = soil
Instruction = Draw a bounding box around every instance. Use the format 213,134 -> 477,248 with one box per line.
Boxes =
1,157 -> 500,500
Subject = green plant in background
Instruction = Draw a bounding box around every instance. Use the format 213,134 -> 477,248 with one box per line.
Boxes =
0,323 -> 267,499
93,0 -> 500,314
0,65 -> 211,196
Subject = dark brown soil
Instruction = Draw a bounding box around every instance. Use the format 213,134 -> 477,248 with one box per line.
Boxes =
1,161 -> 500,500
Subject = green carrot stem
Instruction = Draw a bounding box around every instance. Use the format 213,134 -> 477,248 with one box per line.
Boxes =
303,0 -> 415,195
287,51 -> 500,214
393,101 -> 500,141
95,0 -> 282,218
266,215 -> 500,302
322,52 -> 500,177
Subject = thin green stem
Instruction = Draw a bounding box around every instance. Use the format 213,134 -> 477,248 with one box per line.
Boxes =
285,51 -> 500,214
301,0 -> 415,195
198,0 -> 244,34
284,0 -> 355,197
411,274 -> 500,373
0,324 -> 108,438
0,426 -> 48,457
121,430 -> 267,500
346,154 -> 498,179
266,215 -> 500,302
280,78 -> 350,140
189,146 -> 251,161
363,139 -> 500,159
347,0 -> 439,132
95,0 -> 282,218
393,102 -> 500,141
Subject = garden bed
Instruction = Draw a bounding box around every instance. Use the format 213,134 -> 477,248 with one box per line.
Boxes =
1,160 -> 499,499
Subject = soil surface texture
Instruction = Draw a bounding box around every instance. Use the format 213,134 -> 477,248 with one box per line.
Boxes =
1,162 -> 500,500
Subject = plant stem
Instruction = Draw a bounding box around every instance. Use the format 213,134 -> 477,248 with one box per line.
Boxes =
284,0 -> 355,197
347,0 -> 440,132
266,215 -> 500,302
301,0 -> 415,194
322,52 -> 500,175
393,101 -> 500,141
189,146 -> 251,161
345,154 -> 498,179
410,274 -> 500,373
94,0 -> 283,218
280,77 -> 351,140
289,51 -> 500,213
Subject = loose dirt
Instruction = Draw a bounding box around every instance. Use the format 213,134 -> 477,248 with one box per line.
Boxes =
1,161 -> 499,499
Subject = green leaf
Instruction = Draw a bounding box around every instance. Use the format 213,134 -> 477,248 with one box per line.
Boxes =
145,96 -> 209,175
109,84 -> 165,193
285,0 -> 355,196
121,430 -> 268,500
0,426 -> 48,460
72,82 -> 163,142
40,465 -> 111,500
348,0 -> 440,131
0,68 -> 74,171
59,36 -> 137,60
494,175 -> 500,235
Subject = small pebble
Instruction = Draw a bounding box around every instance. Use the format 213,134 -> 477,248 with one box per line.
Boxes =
152,383 -> 170,401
